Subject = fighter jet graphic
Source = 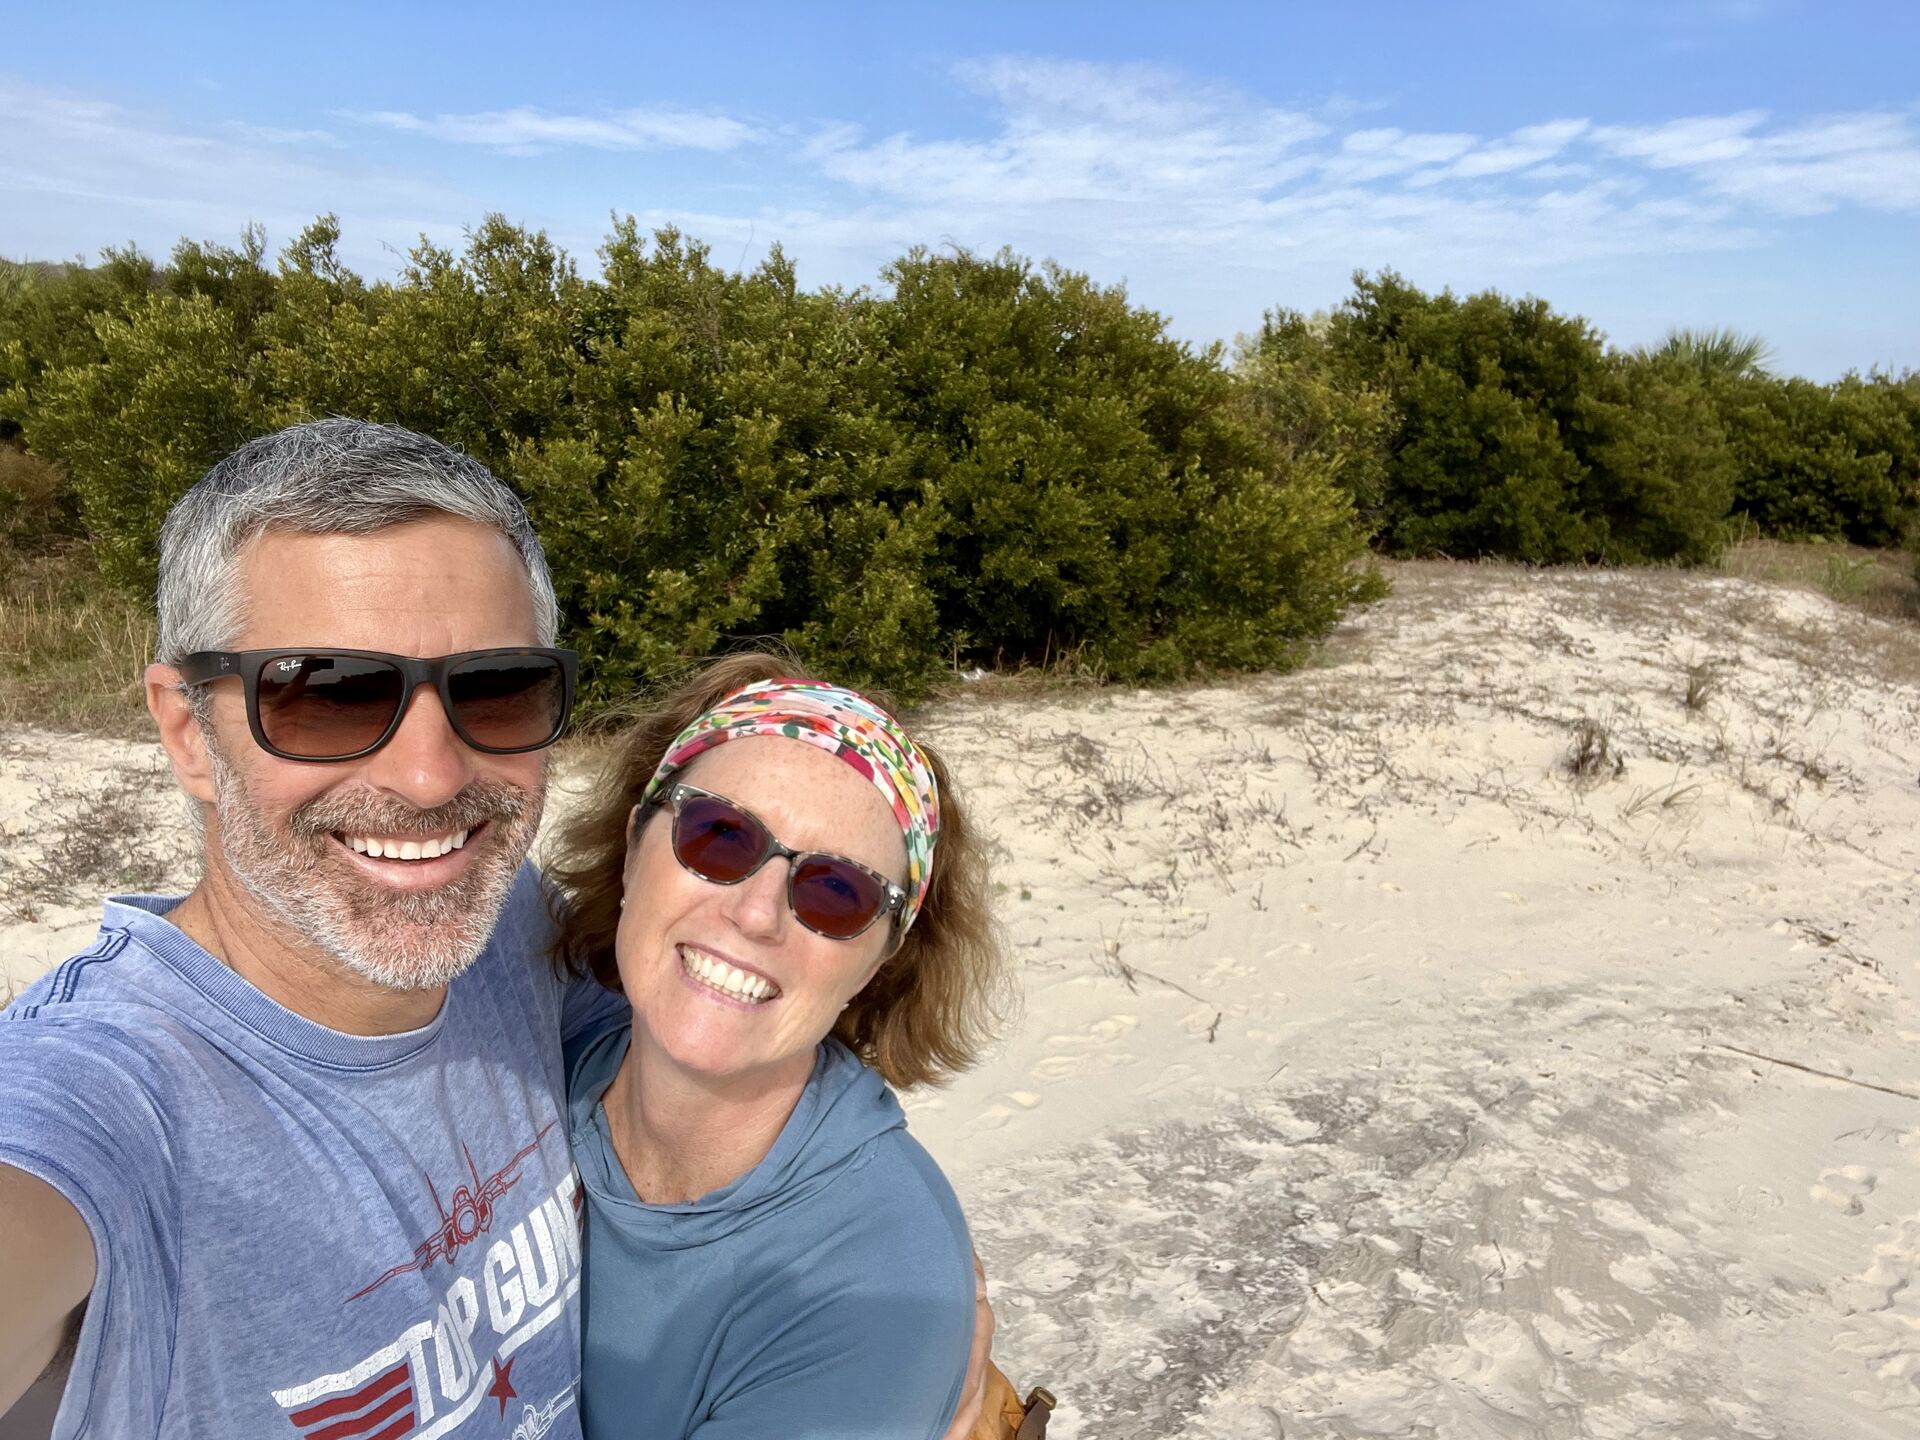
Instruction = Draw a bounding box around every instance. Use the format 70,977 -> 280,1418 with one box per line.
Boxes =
347,1119 -> 559,1302
509,1385 -> 577,1440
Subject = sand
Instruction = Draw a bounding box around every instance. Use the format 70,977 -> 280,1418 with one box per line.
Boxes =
5,560 -> 1919,1438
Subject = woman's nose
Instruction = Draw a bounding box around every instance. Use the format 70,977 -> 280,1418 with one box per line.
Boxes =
721,854 -> 790,938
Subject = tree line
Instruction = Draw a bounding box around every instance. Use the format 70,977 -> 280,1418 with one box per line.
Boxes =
2,215 -> 1914,701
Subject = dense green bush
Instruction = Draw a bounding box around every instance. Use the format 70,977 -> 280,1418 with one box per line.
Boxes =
1262,272 -> 1733,564
1711,371 -> 1919,547
1236,311 -> 1395,528
4,219 -> 1376,700
8,220 -> 1913,701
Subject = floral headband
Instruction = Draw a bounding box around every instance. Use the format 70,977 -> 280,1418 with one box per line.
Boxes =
640,678 -> 941,930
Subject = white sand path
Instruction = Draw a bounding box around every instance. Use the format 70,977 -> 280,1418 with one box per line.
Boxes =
4,562 -> 1918,1437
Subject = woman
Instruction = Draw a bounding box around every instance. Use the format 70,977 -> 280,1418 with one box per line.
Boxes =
547,653 -> 1008,1440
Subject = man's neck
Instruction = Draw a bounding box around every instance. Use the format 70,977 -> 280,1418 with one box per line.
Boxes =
602,1033 -> 812,1205
166,871 -> 447,1037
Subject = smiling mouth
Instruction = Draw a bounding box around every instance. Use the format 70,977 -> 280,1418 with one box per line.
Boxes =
678,945 -> 781,1005
332,825 -> 480,862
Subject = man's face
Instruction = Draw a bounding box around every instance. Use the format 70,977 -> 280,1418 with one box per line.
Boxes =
197,517 -> 550,990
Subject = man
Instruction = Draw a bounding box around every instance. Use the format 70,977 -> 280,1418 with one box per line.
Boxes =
0,420 -> 987,1439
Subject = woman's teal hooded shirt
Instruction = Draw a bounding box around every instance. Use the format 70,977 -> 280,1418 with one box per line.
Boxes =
568,1026 -> 975,1440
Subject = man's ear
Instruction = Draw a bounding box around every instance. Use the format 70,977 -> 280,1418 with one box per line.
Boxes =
146,664 -> 218,806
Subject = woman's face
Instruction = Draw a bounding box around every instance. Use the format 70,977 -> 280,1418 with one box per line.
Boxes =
613,736 -> 908,1092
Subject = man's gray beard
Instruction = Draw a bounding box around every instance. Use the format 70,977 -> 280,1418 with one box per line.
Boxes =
206,741 -> 544,992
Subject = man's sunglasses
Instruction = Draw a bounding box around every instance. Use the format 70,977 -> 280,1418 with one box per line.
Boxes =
178,647 -> 578,762
652,783 -> 906,942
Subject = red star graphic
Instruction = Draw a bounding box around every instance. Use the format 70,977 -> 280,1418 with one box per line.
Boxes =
486,1355 -> 518,1415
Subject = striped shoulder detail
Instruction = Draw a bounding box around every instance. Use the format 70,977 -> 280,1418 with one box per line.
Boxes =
9,927 -> 133,1020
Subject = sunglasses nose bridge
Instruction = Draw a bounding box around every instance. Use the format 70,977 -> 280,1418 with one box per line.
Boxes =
360,674 -> 480,804
715,841 -> 797,937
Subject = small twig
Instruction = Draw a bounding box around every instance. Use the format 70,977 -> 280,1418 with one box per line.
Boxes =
1205,1012 -> 1222,1044
1120,964 -> 1211,1005
1711,1044 -> 1920,1102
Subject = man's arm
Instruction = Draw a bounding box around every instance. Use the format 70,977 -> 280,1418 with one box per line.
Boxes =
0,1165 -> 94,1417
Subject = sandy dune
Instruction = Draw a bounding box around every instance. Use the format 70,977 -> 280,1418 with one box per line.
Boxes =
5,562 -> 1919,1438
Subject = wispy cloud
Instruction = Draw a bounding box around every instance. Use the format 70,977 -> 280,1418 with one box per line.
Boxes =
783,58 -> 1919,285
785,57 -> 1778,278
1592,109 -> 1920,214
346,105 -> 759,155
0,78 -> 472,265
3,60 -> 1915,376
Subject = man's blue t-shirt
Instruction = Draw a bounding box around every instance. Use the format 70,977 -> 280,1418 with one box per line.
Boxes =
0,865 -> 625,1440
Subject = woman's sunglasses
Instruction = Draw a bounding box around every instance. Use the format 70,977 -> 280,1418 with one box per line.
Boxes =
178,647 -> 578,761
652,783 -> 906,941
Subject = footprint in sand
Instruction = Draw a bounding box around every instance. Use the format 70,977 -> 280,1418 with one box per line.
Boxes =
969,1091 -> 1045,1132
1030,1014 -> 1140,1082
1811,1165 -> 1879,1216
1827,1214 -> 1920,1410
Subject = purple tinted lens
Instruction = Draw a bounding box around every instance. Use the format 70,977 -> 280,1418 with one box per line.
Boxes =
673,795 -> 770,883
256,653 -> 404,758
790,857 -> 888,938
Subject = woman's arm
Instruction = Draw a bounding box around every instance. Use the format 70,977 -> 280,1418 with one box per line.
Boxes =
937,1251 -> 994,1440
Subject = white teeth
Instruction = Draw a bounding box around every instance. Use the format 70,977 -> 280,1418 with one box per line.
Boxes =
678,946 -> 777,1003
344,831 -> 468,862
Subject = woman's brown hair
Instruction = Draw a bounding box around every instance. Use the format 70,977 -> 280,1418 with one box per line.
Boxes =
545,652 -> 1009,1089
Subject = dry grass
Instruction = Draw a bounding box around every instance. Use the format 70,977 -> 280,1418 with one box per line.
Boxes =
0,757 -> 185,923
0,545 -> 156,736
1718,537 -> 1920,624
1562,716 -> 1627,784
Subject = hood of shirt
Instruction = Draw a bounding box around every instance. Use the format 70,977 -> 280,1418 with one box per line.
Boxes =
567,1024 -> 906,1251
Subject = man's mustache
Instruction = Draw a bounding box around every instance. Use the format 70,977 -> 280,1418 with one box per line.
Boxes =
287,780 -> 531,841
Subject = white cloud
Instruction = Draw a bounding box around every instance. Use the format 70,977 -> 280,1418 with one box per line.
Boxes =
0,79 -> 473,266
347,104 -> 760,155
781,59 -> 1794,280
811,59 -> 1325,209
2,62 -> 1915,377
1591,109 -> 1920,214
222,121 -> 340,148
1439,119 -> 1592,180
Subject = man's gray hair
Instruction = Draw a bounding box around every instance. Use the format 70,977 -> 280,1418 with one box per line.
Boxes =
156,419 -> 559,665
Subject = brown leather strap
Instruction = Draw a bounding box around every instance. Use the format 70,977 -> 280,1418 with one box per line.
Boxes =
1015,1387 -> 1057,1440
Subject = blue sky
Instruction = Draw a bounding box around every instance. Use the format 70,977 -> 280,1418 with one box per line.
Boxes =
4,1 -> 1916,379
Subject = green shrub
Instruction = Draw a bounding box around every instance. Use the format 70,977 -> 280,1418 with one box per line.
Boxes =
1718,371 -> 1919,546
1578,357 -> 1735,565
872,250 -> 1374,683
0,250 -> 160,444
1274,272 -> 1732,563
1237,310 -> 1396,530
10,217 -> 1375,700
23,291 -> 268,591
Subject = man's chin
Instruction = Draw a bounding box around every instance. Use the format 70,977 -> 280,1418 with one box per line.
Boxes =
330,925 -> 491,993
317,859 -> 521,991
